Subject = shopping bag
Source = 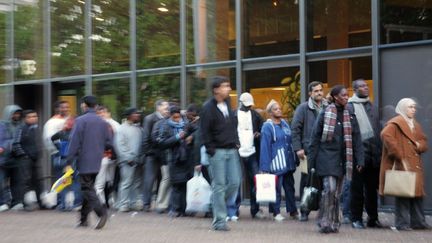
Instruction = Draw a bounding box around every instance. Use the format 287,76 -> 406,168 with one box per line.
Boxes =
50,167 -> 74,193
383,160 -> 416,198
299,156 -> 308,174
255,174 -> 277,203
186,171 -> 212,213
299,169 -> 320,211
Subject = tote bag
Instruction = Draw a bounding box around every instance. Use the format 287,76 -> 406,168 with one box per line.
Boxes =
255,174 -> 277,203
383,160 -> 416,198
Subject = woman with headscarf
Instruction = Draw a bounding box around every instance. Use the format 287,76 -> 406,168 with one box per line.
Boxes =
308,85 -> 364,233
260,100 -> 298,222
379,98 -> 430,231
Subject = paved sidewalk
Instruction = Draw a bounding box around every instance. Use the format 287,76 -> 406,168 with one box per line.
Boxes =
0,206 -> 431,243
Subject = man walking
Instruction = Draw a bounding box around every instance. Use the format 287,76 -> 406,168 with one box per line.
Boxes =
66,96 -> 112,229
200,76 -> 241,231
291,81 -> 325,221
348,79 -> 382,229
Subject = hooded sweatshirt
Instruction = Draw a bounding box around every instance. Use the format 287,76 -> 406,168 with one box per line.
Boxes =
0,105 -> 23,165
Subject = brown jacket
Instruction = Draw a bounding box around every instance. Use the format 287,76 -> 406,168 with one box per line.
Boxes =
379,115 -> 428,197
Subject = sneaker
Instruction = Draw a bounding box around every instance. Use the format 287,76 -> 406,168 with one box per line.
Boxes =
132,200 -> 144,211
253,210 -> 266,219
230,216 -> 239,222
289,211 -> 299,220
273,214 -> 285,222
94,213 -> 108,230
11,203 -> 24,211
0,204 -> 10,212
342,216 -> 351,224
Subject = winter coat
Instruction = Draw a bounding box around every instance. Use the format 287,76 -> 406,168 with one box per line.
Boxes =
308,106 -> 364,178
13,123 -> 42,161
115,121 -> 143,164
379,115 -> 427,197
0,105 -> 23,166
153,119 -> 194,184
259,119 -> 297,175
142,112 -> 164,156
66,109 -> 113,174
291,101 -> 322,154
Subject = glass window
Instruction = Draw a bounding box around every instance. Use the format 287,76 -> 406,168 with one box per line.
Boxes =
14,0 -> 44,80
381,0 -> 432,44
93,78 -> 130,121
187,68 -> 236,108
137,73 -> 180,115
137,0 -> 180,69
244,0 -> 299,58
0,86 -> 12,112
51,0 -> 85,77
186,0 -> 235,64
308,56 -> 373,99
244,67 -> 300,121
0,8 -> 6,84
307,0 -> 371,52
92,0 -> 129,74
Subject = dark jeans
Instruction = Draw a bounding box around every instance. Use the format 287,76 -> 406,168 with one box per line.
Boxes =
21,157 -> 44,207
170,182 -> 186,214
0,161 -> 25,207
269,171 -> 297,215
142,155 -> 162,207
395,197 -> 427,229
350,165 -> 379,222
79,174 -> 106,223
241,154 -> 260,216
341,178 -> 351,218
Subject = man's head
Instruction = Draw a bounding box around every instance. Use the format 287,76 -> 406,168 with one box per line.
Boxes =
23,110 -> 38,125
80,95 -> 97,112
211,76 -> 231,100
96,105 -> 111,119
352,79 -> 369,98
54,100 -> 70,117
308,81 -> 324,102
239,92 -> 254,110
11,110 -> 22,122
123,108 -> 141,123
155,99 -> 169,118
186,103 -> 200,122
169,105 -> 182,123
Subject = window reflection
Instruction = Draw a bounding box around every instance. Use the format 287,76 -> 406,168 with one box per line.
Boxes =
0,9 -> 6,83
51,0 -> 85,77
92,0 -> 129,74
137,0 -> 180,69
307,0 -> 371,52
245,67 -> 300,121
309,57 -> 373,99
137,73 -> 180,115
93,78 -> 130,121
187,68 -> 236,107
381,0 -> 432,44
186,0 -> 235,64
14,0 -> 44,80
244,0 -> 299,58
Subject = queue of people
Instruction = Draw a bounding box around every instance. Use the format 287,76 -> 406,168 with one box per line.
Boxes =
0,76 -> 430,233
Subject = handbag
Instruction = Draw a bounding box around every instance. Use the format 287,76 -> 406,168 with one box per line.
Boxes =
299,168 -> 320,212
383,160 -> 416,198
255,174 -> 277,203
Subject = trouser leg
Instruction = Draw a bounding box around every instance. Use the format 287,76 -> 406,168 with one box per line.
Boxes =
350,168 -> 364,222
79,174 -> 106,222
395,197 -> 411,228
155,164 -> 171,210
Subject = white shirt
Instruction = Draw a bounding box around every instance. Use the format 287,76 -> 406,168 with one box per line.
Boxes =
237,110 -> 255,157
217,102 -> 229,118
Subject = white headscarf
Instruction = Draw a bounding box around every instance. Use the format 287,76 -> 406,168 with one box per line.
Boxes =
395,98 -> 416,131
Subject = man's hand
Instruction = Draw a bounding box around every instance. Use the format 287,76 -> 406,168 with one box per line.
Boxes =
63,165 -> 73,173
296,149 -> 305,160
356,165 -> 363,172
0,147 -> 4,154
254,132 -> 260,138
185,135 -> 193,145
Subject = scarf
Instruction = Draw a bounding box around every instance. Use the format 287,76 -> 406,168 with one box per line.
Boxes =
348,94 -> 374,141
321,103 -> 353,180
395,98 -> 416,131
167,119 -> 185,135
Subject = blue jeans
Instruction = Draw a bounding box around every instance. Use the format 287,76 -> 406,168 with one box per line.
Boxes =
341,178 -> 351,219
208,149 -> 241,228
269,171 -> 297,215
226,188 -> 239,217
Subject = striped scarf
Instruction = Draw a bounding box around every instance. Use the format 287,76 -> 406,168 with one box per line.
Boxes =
321,104 -> 353,180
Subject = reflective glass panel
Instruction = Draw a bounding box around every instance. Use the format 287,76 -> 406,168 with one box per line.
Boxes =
93,78 -> 130,121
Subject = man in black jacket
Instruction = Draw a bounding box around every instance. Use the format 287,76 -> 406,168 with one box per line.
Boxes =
141,99 -> 169,212
291,81 -> 325,221
200,76 -> 241,231
348,79 -> 383,229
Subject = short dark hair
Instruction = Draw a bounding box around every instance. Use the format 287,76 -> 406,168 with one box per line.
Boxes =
169,105 -> 181,115
81,95 -> 98,108
308,81 -> 323,92
329,85 -> 346,102
154,99 -> 167,110
53,100 -> 68,110
352,78 -> 365,90
186,103 -> 200,114
23,109 -> 36,117
211,76 -> 229,91
96,105 -> 110,112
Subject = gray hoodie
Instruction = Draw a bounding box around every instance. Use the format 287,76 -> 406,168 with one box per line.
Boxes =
0,105 -> 23,165
114,121 -> 143,164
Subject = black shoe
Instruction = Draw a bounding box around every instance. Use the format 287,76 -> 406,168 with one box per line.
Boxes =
396,226 -> 413,231
299,213 -> 308,222
367,219 -> 383,228
319,226 -> 332,234
213,224 -> 230,231
412,223 -> 432,230
94,213 -> 108,230
143,205 -> 151,212
75,221 -> 88,228
352,221 -> 365,229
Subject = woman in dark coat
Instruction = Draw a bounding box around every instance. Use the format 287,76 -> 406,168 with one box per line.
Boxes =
379,98 -> 430,230
308,85 -> 364,233
153,106 -> 194,217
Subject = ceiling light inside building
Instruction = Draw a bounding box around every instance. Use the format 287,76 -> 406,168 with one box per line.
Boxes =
158,7 -> 168,12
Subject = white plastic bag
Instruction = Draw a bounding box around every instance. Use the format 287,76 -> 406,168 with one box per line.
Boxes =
186,171 -> 212,213
255,174 -> 277,203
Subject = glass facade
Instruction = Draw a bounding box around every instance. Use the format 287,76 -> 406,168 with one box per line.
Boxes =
0,7 -> 6,84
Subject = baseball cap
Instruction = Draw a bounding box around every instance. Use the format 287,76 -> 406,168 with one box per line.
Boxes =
239,92 -> 255,107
